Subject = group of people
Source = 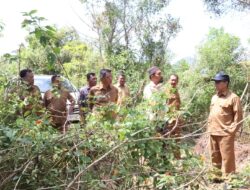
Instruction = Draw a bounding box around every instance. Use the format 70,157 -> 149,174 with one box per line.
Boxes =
13,66 -> 243,179
143,67 -> 243,178
12,69 -> 75,133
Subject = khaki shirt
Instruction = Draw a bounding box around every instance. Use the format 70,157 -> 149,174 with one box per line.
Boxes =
44,88 -> 75,126
114,84 -> 130,105
166,87 -> 181,134
89,84 -> 118,110
167,88 -> 181,111
12,82 -> 43,116
208,91 -> 243,136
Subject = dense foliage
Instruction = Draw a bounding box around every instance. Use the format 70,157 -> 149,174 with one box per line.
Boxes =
0,4 -> 250,189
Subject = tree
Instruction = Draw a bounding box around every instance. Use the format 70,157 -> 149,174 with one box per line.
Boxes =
197,27 -> 243,74
203,0 -> 250,15
173,28 -> 247,121
21,27 -> 84,74
79,0 -> 180,69
19,10 -> 98,78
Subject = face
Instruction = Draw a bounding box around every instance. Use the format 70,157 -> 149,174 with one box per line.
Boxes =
23,72 -> 34,85
118,75 -> 126,86
151,69 -> 162,84
215,80 -> 228,92
169,75 -> 178,88
101,72 -> 112,86
88,75 -> 97,87
52,76 -> 61,88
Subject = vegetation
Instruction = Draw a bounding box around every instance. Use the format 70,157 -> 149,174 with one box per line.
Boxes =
0,1 -> 250,189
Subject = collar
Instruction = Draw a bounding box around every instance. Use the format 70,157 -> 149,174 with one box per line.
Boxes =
149,81 -> 162,88
99,83 -> 111,90
21,80 -> 33,89
116,83 -> 126,88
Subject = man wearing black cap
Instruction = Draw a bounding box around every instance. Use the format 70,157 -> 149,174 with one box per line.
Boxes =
89,69 -> 118,110
208,71 -> 243,175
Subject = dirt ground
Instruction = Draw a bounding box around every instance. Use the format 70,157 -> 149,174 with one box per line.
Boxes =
193,132 -> 250,190
194,132 -> 250,171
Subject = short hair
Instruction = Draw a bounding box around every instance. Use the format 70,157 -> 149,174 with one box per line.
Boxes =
51,75 -> 60,83
148,66 -> 160,79
170,74 -> 179,81
19,69 -> 32,78
117,71 -> 126,78
100,69 -> 111,79
86,72 -> 96,81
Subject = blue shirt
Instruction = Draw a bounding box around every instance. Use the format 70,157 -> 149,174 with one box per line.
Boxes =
79,85 -> 90,108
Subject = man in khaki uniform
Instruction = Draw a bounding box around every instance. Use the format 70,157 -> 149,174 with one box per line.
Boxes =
89,69 -> 118,111
15,69 -> 43,116
166,74 -> 181,159
44,75 -> 75,133
167,74 -> 181,111
115,72 -> 130,106
208,71 -> 243,175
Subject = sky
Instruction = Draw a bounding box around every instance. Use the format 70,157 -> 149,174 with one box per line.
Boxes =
0,0 -> 249,62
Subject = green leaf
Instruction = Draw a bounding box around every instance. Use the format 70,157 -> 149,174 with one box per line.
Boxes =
29,10 -> 38,15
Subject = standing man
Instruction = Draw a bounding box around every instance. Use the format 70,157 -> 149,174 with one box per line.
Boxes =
115,72 -> 130,106
166,74 -> 181,159
89,69 -> 118,111
143,66 -> 163,100
44,75 -> 75,133
143,66 -> 164,121
167,74 -> 181,111
16,69 -> 43,116
208,71 -> 243,175
78,72 -> 97,120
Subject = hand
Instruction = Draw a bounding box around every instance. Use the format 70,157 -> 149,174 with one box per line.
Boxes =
227,126 -> 236,135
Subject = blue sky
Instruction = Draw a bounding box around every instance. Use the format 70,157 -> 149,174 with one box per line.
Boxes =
0,0 -> 249,63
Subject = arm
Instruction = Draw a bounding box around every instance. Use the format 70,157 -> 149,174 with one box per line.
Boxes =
175,92 -> 181,110
78,89 -> 84,116
88,89 -> 95,111
127,87 -> 130,97
230,97 -> 243,134
115,88 -> 118,103
143,86 -> 151,100
44,91 -> 50,108
35,86 -> 42,101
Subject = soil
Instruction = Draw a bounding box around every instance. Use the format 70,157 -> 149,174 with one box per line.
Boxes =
193,133 -> 250,190
194,133 -> 250,170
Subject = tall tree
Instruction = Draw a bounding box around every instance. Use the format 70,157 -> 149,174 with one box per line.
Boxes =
79,0 -> 180,69
203,0 -> 250,15
197,27 -> 246,94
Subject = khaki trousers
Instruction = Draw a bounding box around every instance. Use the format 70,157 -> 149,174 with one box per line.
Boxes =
210,135 -> 236,174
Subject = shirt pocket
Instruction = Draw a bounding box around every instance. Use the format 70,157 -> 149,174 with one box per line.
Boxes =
219,102 -> 232,115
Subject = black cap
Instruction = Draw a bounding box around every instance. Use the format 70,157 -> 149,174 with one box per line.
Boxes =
212,71 -> 230,82
148,66 -> 160,76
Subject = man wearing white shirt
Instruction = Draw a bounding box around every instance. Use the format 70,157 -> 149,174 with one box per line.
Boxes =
143,66 -> 164,121
143,66 -> 163,100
